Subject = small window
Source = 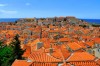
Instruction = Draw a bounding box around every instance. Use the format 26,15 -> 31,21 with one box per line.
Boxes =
98,48 -> 100,53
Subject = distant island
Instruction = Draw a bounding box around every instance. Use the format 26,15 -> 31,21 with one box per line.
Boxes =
0,17 -> 100,24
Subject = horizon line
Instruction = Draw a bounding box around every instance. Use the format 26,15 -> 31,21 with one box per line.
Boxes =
0,17 -> 100,19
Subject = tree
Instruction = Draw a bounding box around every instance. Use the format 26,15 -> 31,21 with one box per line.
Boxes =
12,34 -> 24,59
0,34 -> 24,66
0,41 -> 3,49
0,41 -> 13,66
0,40 -> 3,65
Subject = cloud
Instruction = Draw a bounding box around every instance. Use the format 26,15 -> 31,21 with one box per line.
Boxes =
0,4 -> 7,7
25,3 -> 31,6
0,9 -> 17,14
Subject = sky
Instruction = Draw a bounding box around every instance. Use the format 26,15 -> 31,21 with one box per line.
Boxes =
0,0 -> 100,18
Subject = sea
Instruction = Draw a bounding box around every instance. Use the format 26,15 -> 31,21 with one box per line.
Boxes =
0,18 -> 19,22
80,19 -> 100,24
0,18 -> 100,24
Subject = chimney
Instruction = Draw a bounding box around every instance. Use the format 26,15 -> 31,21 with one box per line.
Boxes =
49,44 -> 53,54
40,28 -> 42,39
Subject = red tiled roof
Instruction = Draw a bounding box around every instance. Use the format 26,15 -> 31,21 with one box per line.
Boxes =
51,49 -> 64,60
50,39 -> 57,43
59,38 -> 70,42
93,38 -> 100,43
41,38 -> 51,49
70,61 -> 99,66
31,39 -> 42,52
31,39 -> 41,45
67,42 -> 82,51
22,45 -> 31,58
61,48 -> 71,60
29,51 -> 62,63
85,41 -> 94,47
51,48 -> 71,60
61,62 -> 70,66
95,59 -> 100,65
49,30 -> 60,33
12,59 -> 31,66
78,41 -> 87,48
30,63 -> 58,66
43,41 -> 51,49
67,52 -> 95,62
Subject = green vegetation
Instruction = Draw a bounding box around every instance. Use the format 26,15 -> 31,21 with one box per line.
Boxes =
0,34 -> 24,66
0,41 -> 3,49
79,23 -> 100,28
92,24 -> 100,27
79,24 -> 87,28
0,45 -> 13,66
12,34 -> 24,59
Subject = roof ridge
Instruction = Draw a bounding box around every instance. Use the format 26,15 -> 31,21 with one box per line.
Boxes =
46,53 -> 62,61
66,52 -> 74,61
59,49 -> 65,62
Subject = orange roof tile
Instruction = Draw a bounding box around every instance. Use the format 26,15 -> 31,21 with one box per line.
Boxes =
78,41 -> 87,48
50,48 -> 71,60
95,59 -> 100,65
50,39 -> 57,43
30,62 -> 58,66
93,38 -> 100,43
22,45 -> 31,58
43,41 -> 51,49
49,30 -> 60,33
70,61 -> 99,66
61,62 -> 70,66
85,41 -> 94,47
12,59 -> 31,66
60,48 -> 71,60
59,38 -> 70,42
29,51 -> 62,63
31,39 -> 41,46
67,52 -> 95,62
67,42 -> 82,51
51,49 -> 63,60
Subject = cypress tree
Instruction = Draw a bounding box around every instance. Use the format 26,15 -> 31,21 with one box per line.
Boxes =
13,34 -> 24,59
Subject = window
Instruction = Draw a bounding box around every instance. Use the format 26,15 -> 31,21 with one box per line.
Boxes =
98,48 -> 100,53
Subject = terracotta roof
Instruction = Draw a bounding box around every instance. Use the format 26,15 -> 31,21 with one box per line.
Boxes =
59,38 -> 70,42
60,48 -> 71,60
78,41 -> 87,48
29,51 -> 62,63
67,42 -> 82,51
30,62 -> 58,66
22,45 -> 31,58
43,41 -> 51,49
93,38 -> 100,43
50,39 -> 57,43
51,49 -> 69,60
85,41 -> 94,47
49,30 -> 60,33
12,59 -> 31,66
67,52 -> 95,62
70,61 -> 99,66
31,39 -> 41,45
61,62 -> 70,66
30,39 -> 43,52
95,59 -> 100,65
43,44 -> 70,60
60,44 -> 67,49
